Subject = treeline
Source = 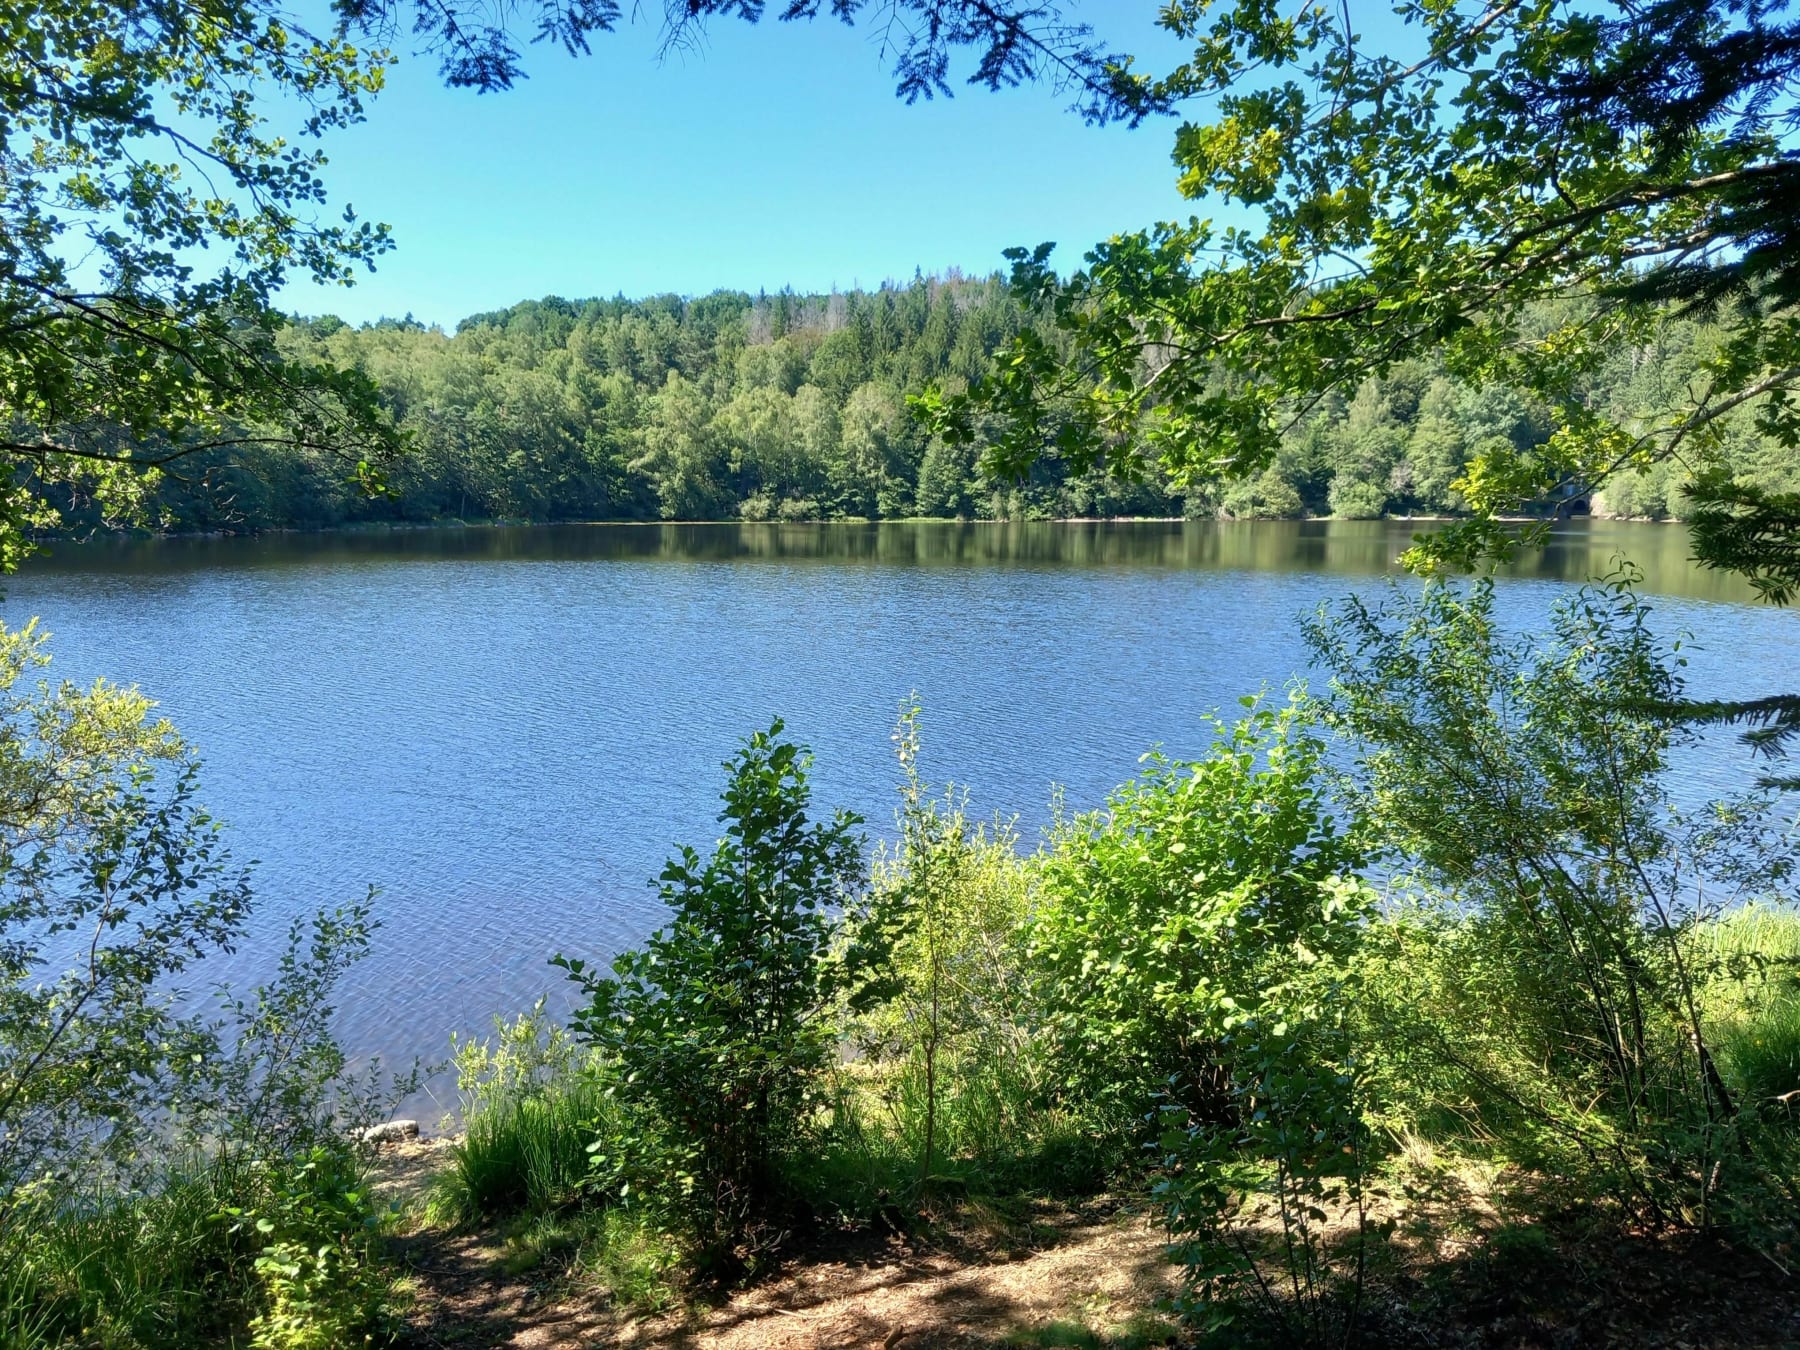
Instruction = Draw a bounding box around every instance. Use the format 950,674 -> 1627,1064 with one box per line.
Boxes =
90,277 -> 1800,533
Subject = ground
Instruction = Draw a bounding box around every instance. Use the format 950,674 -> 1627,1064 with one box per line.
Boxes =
374,1140 -> 1179,1350
372,1140 -> 1800,1350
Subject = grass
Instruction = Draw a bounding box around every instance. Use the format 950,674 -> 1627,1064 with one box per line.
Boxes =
1699,903 -> 1800,1117
429,1071 -> 614,1224
423,1056 -> 685,1315
791,1056 -> 1133,1232
0,1157 -> 254,1350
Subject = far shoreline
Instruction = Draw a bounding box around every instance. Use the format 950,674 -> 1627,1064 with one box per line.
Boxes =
27,510 -> 1687,550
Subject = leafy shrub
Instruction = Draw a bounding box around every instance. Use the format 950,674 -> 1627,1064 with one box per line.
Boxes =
557,720 -> 872,1264
2,1139 -> 397,1350
1157,873 -> 1375,1348
1030,694 -> 1371,1133
1308,578 -> 1799,1233
0,619 -> 252,1206
0,1157 -> 252,1349
847,701 -> 1061,1196
1024,694 -> 1379,1341
238,1145 -> 393,1350
0,621 -> 405,1348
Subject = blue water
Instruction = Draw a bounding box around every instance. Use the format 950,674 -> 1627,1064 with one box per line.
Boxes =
5,520 -> 1793,1105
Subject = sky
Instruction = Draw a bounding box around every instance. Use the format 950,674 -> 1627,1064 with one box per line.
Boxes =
273,8 -> 1216,328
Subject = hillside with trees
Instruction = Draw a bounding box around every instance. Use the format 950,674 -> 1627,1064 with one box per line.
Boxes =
49,281 -> 1800,536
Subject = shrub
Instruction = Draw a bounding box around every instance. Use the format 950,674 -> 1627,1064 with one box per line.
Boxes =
1030,694 -> 1371,1132
1156,873 -> 1375,1348
1307,577 -> 1799,1233
557,720 -> 872,1265
239,1145 -> 393,1350
0,619 -> 252,1207
3,1138 -> 397,1350
848,700 -> 1057,1196
0,621 -> 405,1347
1026,695 -> 1378,1341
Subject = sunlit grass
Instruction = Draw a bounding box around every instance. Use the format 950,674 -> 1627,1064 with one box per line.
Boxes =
1700,904 -> 1800,1117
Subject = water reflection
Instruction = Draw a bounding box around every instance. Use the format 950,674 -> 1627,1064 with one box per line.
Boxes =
17,519 -> 1755,602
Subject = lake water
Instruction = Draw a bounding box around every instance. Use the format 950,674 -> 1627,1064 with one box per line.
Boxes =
5,519 -> 1795,1109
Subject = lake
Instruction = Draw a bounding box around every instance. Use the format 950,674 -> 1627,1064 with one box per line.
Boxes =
5,519 -> 1795,1111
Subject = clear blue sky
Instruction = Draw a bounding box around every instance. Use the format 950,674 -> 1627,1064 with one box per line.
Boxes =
276,9 -> 1215,327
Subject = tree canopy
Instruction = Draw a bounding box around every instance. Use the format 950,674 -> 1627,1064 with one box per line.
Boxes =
0,0 -> 423,566
925,2 -> 1799,576
0,0 -> 1147,568
907,0 -> 1800,773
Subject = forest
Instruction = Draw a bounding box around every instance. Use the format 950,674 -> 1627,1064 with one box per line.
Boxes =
68,279 -> 1800,537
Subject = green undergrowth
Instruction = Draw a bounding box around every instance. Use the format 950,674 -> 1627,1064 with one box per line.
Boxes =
1,1144 -> 399,1350
1,1157 -> 253,1350
1701,904 -> 1800,1119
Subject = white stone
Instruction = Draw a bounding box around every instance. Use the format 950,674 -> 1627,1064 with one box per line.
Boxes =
359,1119 -> 421,1144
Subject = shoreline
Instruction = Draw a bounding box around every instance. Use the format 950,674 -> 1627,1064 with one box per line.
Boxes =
31,511 -> 1687,549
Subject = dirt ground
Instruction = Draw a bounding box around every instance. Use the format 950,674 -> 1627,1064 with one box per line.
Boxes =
375,1140 -> 1178,1350
373,1139 -> 1800,1350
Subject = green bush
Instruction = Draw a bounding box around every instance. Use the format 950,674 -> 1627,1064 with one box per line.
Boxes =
239,1145 -> 393,1350
1030,694 -> 1371,1133
1308,578 -> 1799,1234
1022,694 -> 1379,1341
1156,895 -> 1374,1349
1,1141 -> 396,1350
845,700 -> 1077,1198
557,721 -> 876,1265
0,1158 -> 251,1349
0,621 -> 406,1348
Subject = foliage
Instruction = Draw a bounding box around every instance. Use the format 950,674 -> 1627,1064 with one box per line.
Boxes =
1,1136 -> 397,1350
1023,694 -> 1378,1341
208,898 -> 400,1158
1029,695 -> 1370,1134
0,619 -> 250,1209
73,279 -> 1800,535
1155,886 -> 1374,1349
556,720 -> 870,1263
1307,577 -> 1799,1233
235,1145 -> 394,1350
434,1001 -> 622,1222
0,621 -> 403,1346
925,2 -> 1799,565
0,0 -> 405,566
846,700 -> 1091,1199
0,1154 -> 254,1349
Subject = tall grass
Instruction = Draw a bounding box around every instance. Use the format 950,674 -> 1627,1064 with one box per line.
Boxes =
1,1156 -> 254,1349
425,1008 -> 681,1310
429,1002 -> 650,1220
434,1071 -> 614,1221
1701,904 -> 1800,1118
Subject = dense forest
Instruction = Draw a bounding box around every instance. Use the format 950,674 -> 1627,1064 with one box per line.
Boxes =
69,275 -> 1800,536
